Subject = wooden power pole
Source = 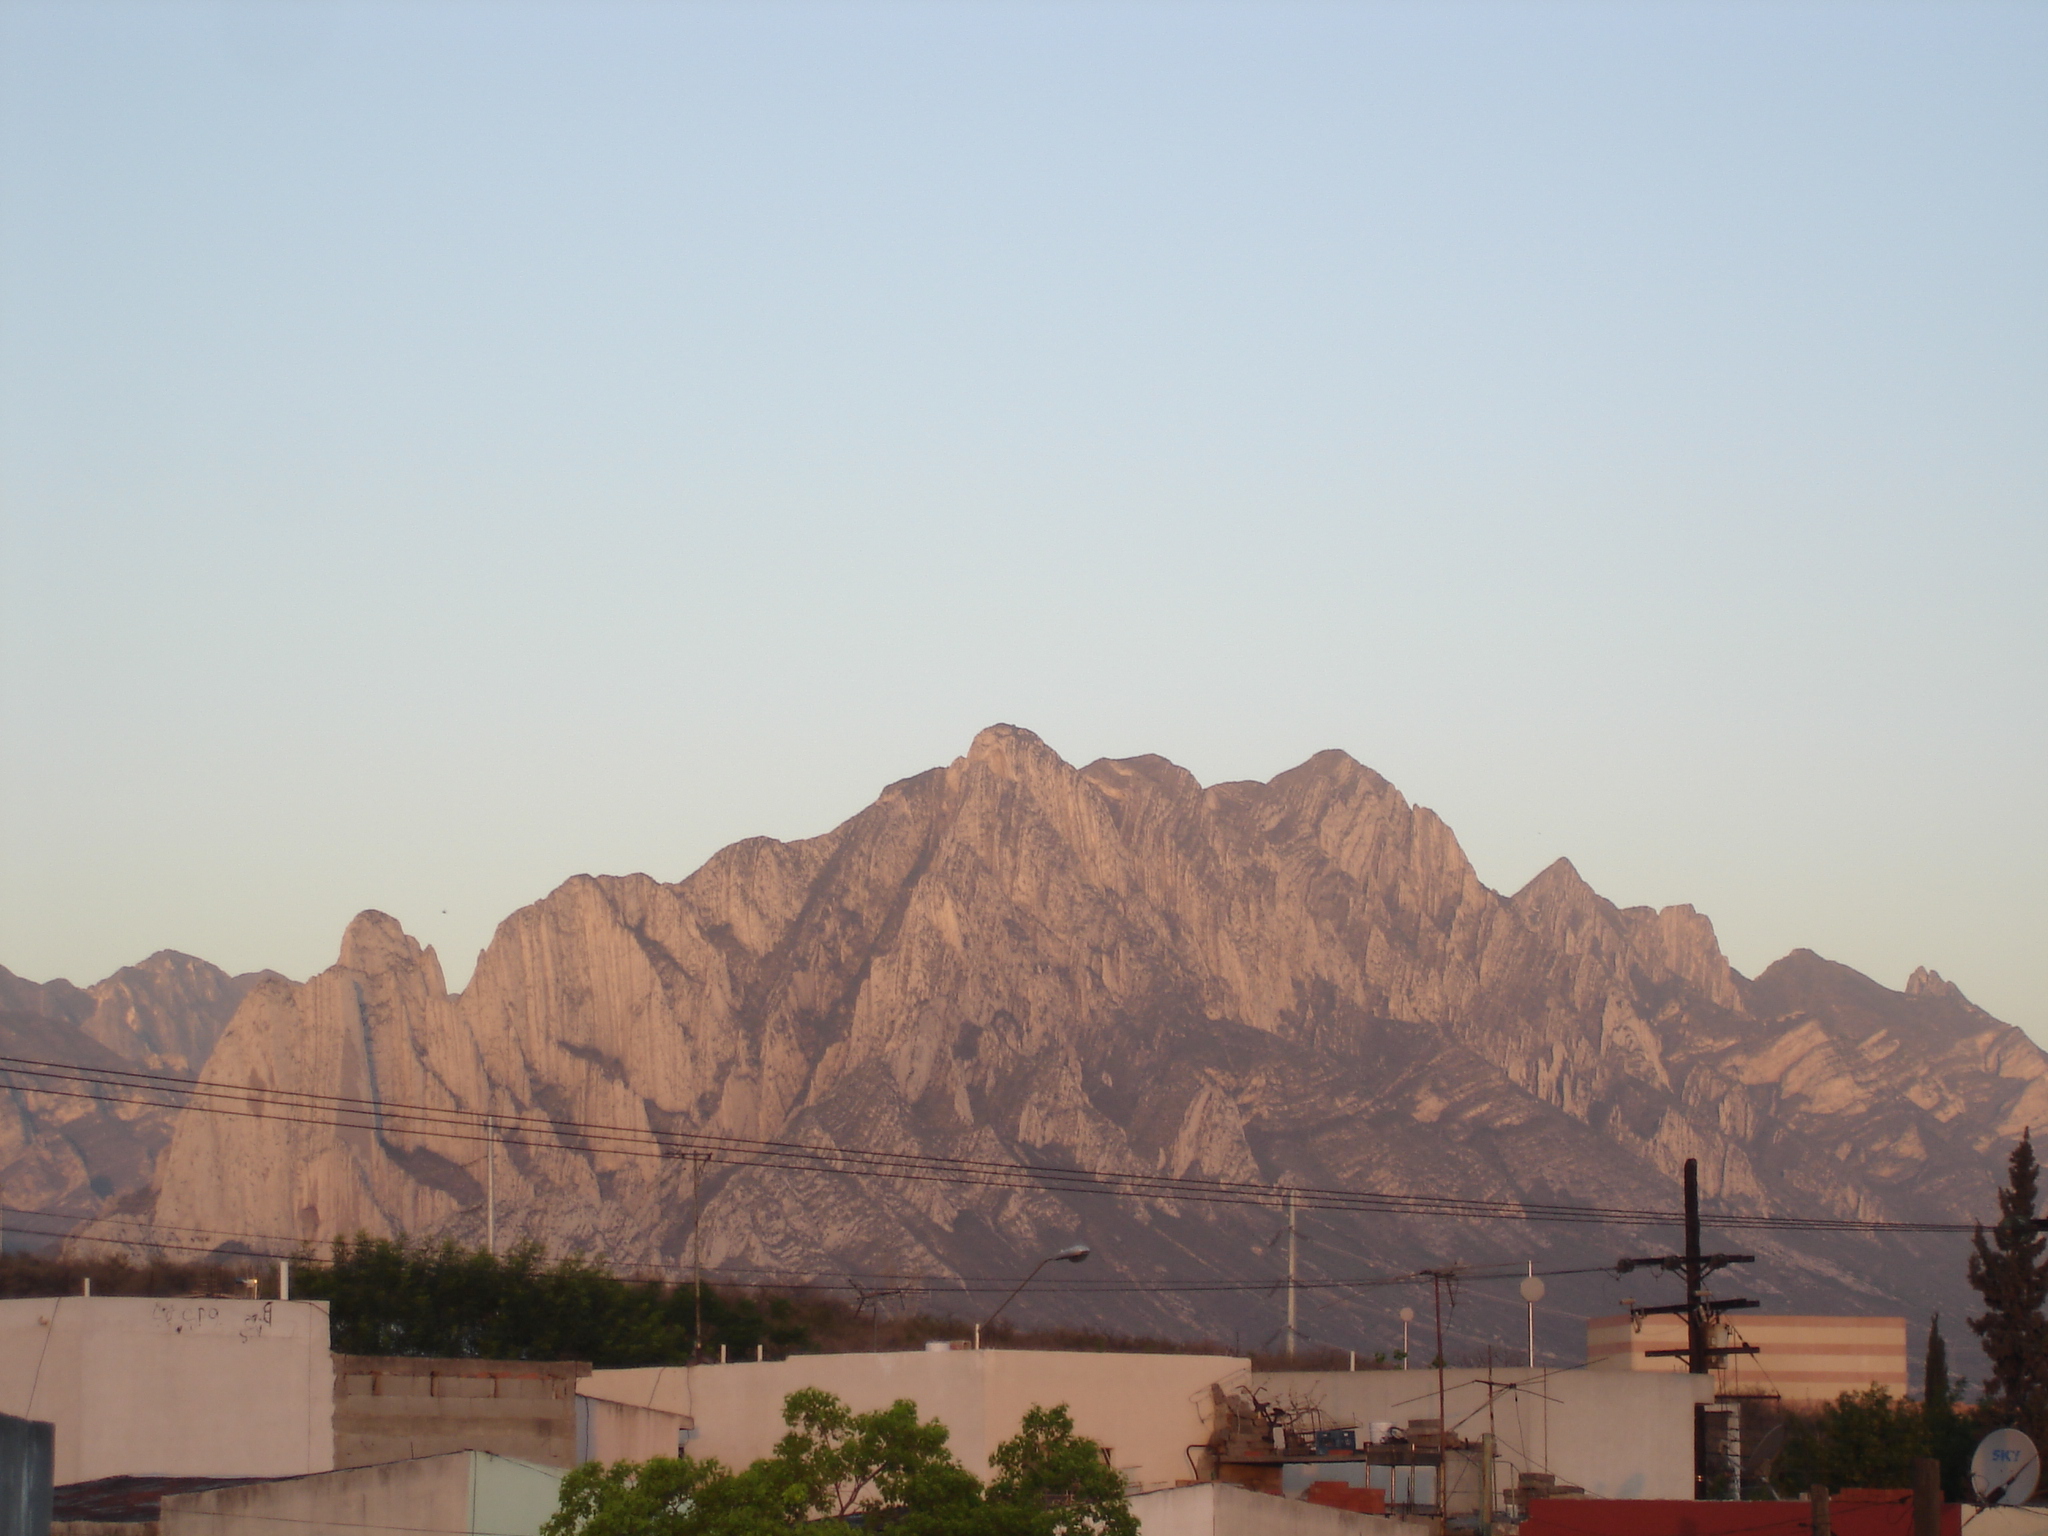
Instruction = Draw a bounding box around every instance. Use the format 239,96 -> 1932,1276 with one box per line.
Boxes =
1617,1158 -> 1761,1497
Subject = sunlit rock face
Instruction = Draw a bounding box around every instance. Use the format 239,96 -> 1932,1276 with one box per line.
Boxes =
75,728 -> 2035,1359
0,951 -> 273,1229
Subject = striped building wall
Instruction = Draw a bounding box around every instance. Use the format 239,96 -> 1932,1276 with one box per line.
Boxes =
1584,1314 -> 1909,1405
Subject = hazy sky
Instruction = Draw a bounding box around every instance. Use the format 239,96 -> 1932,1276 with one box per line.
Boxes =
2,1 -> 2042,1032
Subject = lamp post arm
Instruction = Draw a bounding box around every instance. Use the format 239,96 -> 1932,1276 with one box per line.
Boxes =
983,1255 -> 1054,1331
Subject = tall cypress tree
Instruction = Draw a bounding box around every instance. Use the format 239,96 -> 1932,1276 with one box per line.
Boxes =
1923,1312 -> 1975,1501
1968,1131 -> 2048,1447
1925,1313 -> 1952,1415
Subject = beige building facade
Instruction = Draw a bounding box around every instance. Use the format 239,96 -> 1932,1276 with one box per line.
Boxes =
1584,1314 -> 1908,1404
0,1297 -> 334,1485
585,1346 -> 1249,1490
161,1450 -> 562,1536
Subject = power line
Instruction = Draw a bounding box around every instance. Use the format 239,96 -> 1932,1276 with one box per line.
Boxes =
0,1201 -> 1626,1298
0,1051 -> 1974,1235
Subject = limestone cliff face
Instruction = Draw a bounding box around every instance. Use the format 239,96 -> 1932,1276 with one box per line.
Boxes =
84,729 -> 2038,1353
0,952 -> 273,1233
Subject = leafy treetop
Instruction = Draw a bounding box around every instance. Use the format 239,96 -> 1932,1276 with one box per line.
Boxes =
1774,1386 -> 1931,1495
544,1390 -> 1135,1536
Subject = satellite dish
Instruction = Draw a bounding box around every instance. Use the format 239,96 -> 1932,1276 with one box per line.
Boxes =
1972,1427 -> 2040,1507
1520,1277 -> 1547,1303
1742,1421 -> 1787,1477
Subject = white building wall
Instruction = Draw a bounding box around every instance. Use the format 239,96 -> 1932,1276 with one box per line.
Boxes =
585,1348 -> 1247,1491
0,1298 -> 335,1485
1244,1367 -> 1706,1502
572,1393 -> 687,1464
468,1455 -> 569,1536
1133,1481 -> 1434,1536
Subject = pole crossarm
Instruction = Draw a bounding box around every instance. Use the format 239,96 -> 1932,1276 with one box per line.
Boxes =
1616,1253 -> 1755,1275
1646,1344 -> 1761,1360
1631,1297 -> 1759,1319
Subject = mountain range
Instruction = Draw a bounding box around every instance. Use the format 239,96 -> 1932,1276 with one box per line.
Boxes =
8,725 -> 2032,1378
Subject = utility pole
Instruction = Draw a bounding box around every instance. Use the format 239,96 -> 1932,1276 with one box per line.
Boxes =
1617,1158 -> 1760,1497
1421,1266 -> 1460,1527
1285,1190 -> 1298,1360
691,1155 -> 706,1361
485,1112 -> 496,1257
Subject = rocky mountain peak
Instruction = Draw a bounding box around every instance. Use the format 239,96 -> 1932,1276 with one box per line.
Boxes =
1513,856 -> 1600,915
0,949 -> 277,1227
1079,752 -> 1203,804
962,722 -> 1069,781
1907,965 -> 1962,1001
337,910 -> 443,995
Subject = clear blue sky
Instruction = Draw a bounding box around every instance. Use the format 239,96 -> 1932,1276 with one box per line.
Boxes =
2,1 -> 2042,1031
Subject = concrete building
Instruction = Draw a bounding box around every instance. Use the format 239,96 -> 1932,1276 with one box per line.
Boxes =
572,1384 -> 692,1464
334,1356 -> 584,1469
334,1356 -> 686,1469
585,1346 -> 1249,1490
1585,1314 -> 1909,1404
0,1299 -> 334,1485
1133,1481 -> 1432,1536
160,1451 -> 562,1536
1244,1365 -> 1708,1503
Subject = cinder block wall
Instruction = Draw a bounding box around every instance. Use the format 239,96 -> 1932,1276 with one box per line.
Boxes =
332,1357 -> 591,1469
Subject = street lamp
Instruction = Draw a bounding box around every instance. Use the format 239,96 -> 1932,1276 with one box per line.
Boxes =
1520,1272 -> 1546,1368
981,1245 -> 1090,1340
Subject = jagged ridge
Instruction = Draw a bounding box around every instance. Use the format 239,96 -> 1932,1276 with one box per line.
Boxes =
48,727 -> 2039,1366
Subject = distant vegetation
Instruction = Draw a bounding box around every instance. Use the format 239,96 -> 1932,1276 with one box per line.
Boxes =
0,1249 -> 254,1301
298,1236 -> 810,1365
0,1236 -> 1232,1367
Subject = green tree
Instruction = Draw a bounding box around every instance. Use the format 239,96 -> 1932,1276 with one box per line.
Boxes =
1922,1314 -> 1982,1502
1924,1314 -> 1952,1418
757,1387 -> 987,1536
546,1454 -> 768,1536
1969,1131 -> 2048,1448
1776,1387 -> 1931,1494
986,1405 -> 1137,1536
544,1391 -> 1132,1536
